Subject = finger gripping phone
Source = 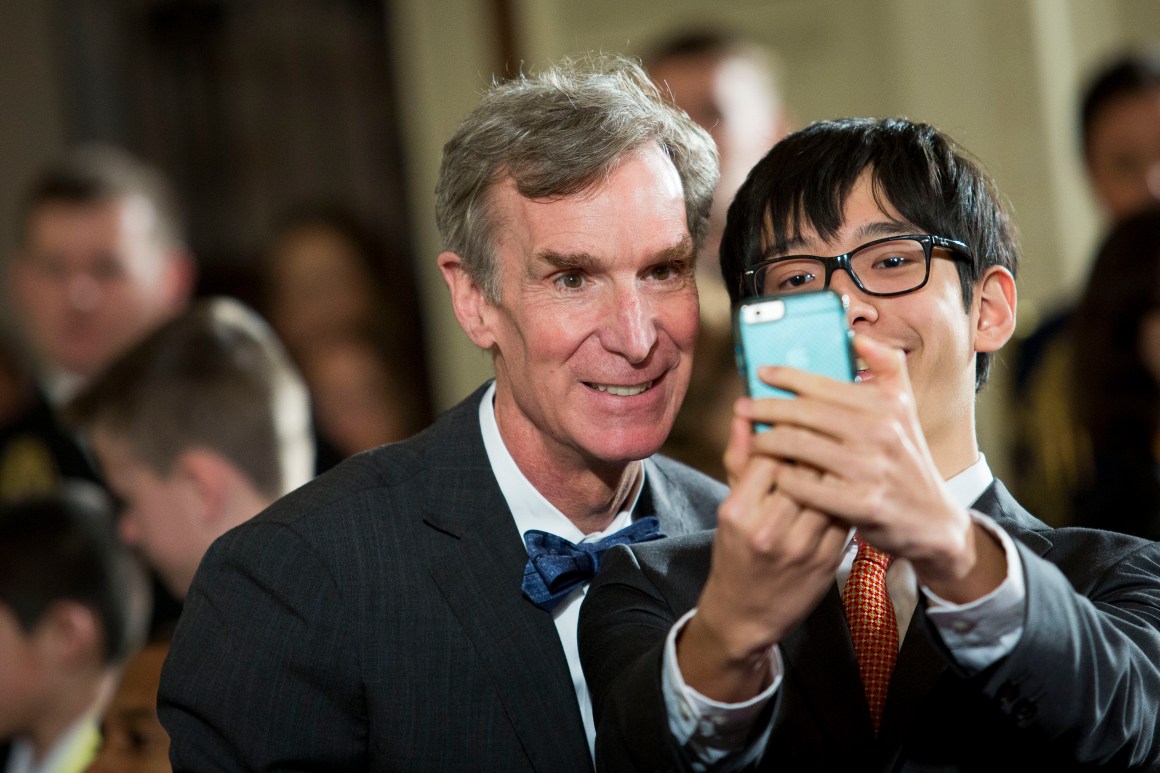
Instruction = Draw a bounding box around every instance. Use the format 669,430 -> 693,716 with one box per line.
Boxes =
734,291 -> 856,410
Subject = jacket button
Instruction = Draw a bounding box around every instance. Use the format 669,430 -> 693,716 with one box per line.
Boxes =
1012,699 -> 1036,724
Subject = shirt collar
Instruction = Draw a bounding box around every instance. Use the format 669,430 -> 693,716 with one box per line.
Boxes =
41,367 -> 86,408
841,454 -> 993,559
478,381 -> 644,545
946,454 -> 993,508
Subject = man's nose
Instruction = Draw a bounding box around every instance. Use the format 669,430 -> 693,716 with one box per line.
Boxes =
604,286 -> 658,363
118,514 -> 141,546
829,271 -> 878,327
65,272 -> 102,311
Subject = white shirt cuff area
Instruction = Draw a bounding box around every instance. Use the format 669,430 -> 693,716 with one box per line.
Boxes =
922,510 -> 1027,672
661,608 -> 780,771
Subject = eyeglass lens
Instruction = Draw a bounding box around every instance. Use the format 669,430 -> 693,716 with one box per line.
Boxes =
756,238 -> 929,296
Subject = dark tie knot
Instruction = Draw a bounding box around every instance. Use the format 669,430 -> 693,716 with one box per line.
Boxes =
521,516 -> 665,611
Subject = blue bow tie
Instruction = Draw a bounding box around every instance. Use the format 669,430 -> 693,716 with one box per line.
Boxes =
521,516 -> 665,611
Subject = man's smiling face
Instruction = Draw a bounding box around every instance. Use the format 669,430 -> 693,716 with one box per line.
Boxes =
481,143 -> 700,472
774,173 -> 982,449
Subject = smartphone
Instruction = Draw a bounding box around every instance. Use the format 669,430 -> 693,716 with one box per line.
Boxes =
734,291 -> 855,422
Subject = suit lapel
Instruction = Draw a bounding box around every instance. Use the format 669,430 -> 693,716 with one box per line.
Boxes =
781,585 -> 875,746
878,606 -> 948,753
422,387 -> 591,773
640,464 -> 691,536
972,480 -> 1053,557
877,478 -> 1050,750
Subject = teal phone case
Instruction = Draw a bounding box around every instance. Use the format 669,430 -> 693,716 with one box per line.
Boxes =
734,291 -> 856,408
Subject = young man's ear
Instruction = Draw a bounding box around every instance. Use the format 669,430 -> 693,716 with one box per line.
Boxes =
438,252 -> 497,351
973,266 -> 1017,354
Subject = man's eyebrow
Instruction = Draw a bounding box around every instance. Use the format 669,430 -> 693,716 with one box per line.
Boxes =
775,219 -> 913,255
531,236 -> 695,274
532,250 -> 600,273
853,219 -> 913,242
653,236 -> 697,263
111,707 -> 158,723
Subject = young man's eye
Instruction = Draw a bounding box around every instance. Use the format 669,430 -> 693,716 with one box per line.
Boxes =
873,255 -> 909,270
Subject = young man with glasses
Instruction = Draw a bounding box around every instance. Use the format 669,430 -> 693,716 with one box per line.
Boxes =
579,117 -> 1160,770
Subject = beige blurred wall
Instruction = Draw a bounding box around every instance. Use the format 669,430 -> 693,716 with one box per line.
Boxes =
0,2 -> 67,255
391,0 -> 1160,480
1,1 -> 1157,478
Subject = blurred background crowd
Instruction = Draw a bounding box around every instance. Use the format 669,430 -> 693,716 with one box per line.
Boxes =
0,1 -> 1158,771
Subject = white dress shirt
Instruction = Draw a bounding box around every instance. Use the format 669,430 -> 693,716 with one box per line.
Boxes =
662,455 -> 1027,771
478,382 -> 644,762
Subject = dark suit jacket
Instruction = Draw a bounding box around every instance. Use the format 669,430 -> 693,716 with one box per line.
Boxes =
580,481 -> 1160,772
0,388 -> 99,500
158,383 -> 725,772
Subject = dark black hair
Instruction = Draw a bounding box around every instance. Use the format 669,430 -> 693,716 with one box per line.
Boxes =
720,117 -> 1019,389
16,144 -> 186,250
1081,51 -> 1160,157
646,29 -> 748,66
0,482 -> 150,665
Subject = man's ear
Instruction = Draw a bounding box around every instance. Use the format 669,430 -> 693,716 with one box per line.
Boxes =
160,248 -> 197,313
38,601 -> 102,665
438,251 -> 497,350
973,266 -> 1017,354
174,449 -> 233,530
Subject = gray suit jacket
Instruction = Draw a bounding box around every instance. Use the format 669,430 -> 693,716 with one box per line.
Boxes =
158,383 -> 724,772
580,481 -> 1160,771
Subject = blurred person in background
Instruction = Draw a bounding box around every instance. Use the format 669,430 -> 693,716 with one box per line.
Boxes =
1013,50 -> 1160,521
0,145 -> 195,501
67,297 -> 314,601
0,483 -> 150,773
295,332 -> 413,459
84,636 -> 171,773
646,31 -> 792,480
1083,51 -> 1160,222
262,205 -> 434,466
1063,208 -> 1160,537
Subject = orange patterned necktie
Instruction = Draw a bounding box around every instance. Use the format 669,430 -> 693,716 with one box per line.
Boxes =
841,536 -> 897,733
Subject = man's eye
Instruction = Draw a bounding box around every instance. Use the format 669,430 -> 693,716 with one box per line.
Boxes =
873,255 -> 909,270
775,272 -> 816,291
651,264 -> 674,280
91,260 -> 126,282
32,258 -> 68,279
555,273 -> 585,289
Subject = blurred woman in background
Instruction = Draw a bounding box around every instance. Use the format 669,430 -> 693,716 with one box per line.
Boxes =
1070,207 -> 1160,537
262,206 -> 434,465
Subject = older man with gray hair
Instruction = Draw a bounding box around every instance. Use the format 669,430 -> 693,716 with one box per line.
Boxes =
158,53 -> 723,771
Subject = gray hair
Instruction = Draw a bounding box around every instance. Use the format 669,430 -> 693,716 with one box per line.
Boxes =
435,53 -> 719,302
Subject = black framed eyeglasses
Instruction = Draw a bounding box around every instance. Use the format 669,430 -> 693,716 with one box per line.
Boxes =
740,234 -> 972,298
